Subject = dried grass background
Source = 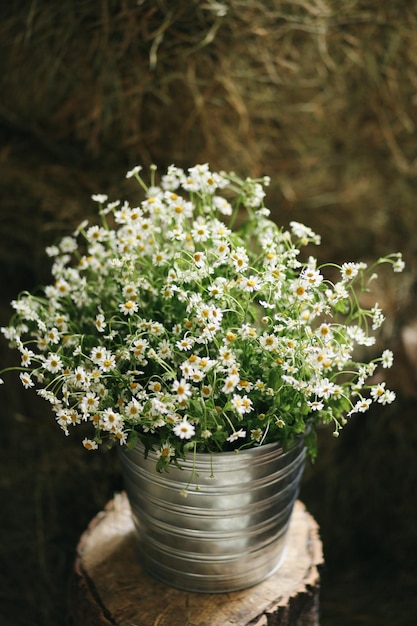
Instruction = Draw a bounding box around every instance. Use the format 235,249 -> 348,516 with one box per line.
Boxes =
1,1 -> 417,624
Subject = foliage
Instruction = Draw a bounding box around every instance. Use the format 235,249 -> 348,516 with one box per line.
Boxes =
0,164 -> 404,470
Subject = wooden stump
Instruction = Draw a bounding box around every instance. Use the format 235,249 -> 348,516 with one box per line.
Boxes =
69,493 -> 323,626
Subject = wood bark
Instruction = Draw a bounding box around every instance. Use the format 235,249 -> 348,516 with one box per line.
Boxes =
69,493 -> 323,626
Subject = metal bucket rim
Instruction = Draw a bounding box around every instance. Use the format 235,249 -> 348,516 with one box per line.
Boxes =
121,435 -> 306,470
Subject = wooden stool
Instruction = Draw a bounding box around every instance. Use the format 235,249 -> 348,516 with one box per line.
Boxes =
69,493 -> 323,626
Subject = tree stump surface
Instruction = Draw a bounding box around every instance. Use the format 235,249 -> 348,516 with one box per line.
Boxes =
69,493 -> 323,626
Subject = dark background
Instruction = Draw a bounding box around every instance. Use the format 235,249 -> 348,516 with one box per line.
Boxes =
1,2 -> 417,624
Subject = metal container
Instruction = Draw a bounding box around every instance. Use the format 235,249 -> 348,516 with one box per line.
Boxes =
119,438 -> 306,593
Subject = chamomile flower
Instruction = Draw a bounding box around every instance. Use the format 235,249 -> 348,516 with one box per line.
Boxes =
95,313 -> 107,332
370,383 -> 387,402
99,351 -> 116,372
231,394 -> 253,415
173,419 -> 195,440
213,195 -> 233,215
20,348 -> 35,367
131,338 -> 149,361
379,389 -> 396,405
44,353 -> 63,373
148,380 -> 163,394
230,247 -> 249,272
157,442 -> 176,459
19,372 -> 34,389
79,393 -> 99,416
259,333 -> 278,351
201,384 -> 213,398
125,165 -> 143,179
172,379 -> 192,402
381,349 -> 394,369
119,300 -> 139,316
92,194 -> 109,203
250,428 -> 263,442
393,255 -> 405,272
227,428 -> 246,443
340,262 -> 360,281
348,398 -> 372,415
308,400 -> 324,411
222,374 -> 239,394
125,398 -> 143,420
314,378 -> 336,399
301,267 -> 323,286
101,408 -> 123,431
371,304 -> 385,330
241,275 -> 261,292
291,279 -> 311,301
83,438 -> 99,451
191,218 -> 210,242
176,336 -> 194,351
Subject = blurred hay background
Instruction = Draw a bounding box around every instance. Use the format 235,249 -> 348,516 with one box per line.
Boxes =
1,1 -> 417,624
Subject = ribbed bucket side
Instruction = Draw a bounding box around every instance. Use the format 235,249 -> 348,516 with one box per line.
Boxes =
119,439 -> 306,593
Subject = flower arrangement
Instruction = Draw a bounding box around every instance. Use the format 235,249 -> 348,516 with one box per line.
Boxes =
0,164 -> 404,472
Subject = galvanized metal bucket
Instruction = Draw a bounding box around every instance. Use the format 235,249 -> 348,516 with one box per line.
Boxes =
119,438 -> 306,593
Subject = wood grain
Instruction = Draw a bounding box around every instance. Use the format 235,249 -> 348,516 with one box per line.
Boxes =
69,493 -> 323,626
